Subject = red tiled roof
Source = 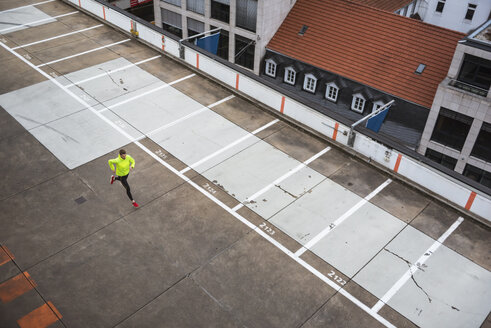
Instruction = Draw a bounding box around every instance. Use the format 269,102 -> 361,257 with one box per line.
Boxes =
348,0 -> 413,12
267,0 -> 465,108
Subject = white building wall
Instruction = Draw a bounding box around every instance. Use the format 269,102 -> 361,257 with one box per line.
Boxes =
152,0 -> 295,74
417,0 -> 491,33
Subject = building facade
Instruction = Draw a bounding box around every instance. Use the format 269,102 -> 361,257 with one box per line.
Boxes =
152,0 -> 296,74
418,20 -> 491,189
356,0 -> 491,34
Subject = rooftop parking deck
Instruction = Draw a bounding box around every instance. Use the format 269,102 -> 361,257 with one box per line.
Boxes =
0,1 -> 490,327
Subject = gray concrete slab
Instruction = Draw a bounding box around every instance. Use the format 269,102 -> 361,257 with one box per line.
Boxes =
411,203 -> 491,271
211,95 -> 286,135
66,58 -> 162,103
105,81 -> 203,135
40,44 -> 121,76
116,277 -> 242,328
202,141 -> 311,203
308,146 -> 354,177
55,11 -> 103,32
301,293 -> 384,328
263,125 -> 328,162
353,225 -> 435,299
378,305 -> 419,328
444,218 -> 491,272
387,245 -> 491,328
0,5 -> 54,34
192,233 -> 335,328
29,108 -> 132,169
0,77 -> 93,130
138,55 -> 195,83
0,130 -> 66,200
29,218 -> 182,328
270,178 -> 361,244
236,205 -> 302,253
0,171 -> 117,269
310,202 -> 406,277
0,56 -> 48,94
152,109 -> 256,172
0,0 -> 32,11
3,21 -> 84,52
330,160 -> 388,197
0,106 -> 26,141
36,0 -> 77,16
172,74 -> 232,107
246,165 -> 325,220
370,181 -> 431,223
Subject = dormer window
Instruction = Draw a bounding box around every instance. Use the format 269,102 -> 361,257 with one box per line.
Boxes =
325,82 -> 339,102
372,100 -> 384,113
265,59 -> 277,77
303,73 -> 317,93
351,94 -> 365,113
284,66 -> 296,85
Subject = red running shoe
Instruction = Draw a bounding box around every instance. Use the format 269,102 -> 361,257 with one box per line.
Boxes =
110,175 -> 115,184
132,201 -> 139,208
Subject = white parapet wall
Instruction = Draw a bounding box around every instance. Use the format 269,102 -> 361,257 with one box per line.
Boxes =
66,0 -> 491,222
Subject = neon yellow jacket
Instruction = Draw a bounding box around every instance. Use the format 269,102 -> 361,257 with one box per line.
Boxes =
108,154 -> 135,176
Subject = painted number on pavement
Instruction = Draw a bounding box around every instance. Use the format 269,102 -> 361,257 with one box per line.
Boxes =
155,149 -> 167,159
328,270 -> 347,286
202,183 -> 216,194
259,222 -> 275,235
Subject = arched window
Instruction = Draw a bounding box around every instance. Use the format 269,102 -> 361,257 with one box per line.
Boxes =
325,82 -> 339,102
265,59 -> 277,77
351,93 -> 366,113
284,66 -> 296,85
303,73 -> 317,93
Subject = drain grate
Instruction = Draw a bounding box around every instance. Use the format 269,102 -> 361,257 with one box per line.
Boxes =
74,196 -> 87,205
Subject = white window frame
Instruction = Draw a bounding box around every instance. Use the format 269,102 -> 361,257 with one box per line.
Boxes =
351,94 -> 366,113
435,0 -> 445,13
265,59 -> 277,77
464,3 -> 477,21
284,66 -> 296,85
325,82 -> 339,102
372,100 -> 384,113
303,73 -> 317,93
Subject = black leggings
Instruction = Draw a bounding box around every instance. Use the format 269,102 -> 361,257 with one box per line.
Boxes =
115,174 -> 133,201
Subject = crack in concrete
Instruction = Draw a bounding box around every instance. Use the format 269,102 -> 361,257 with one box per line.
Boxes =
98,67 -> 127,90
275,184 -> 297,198
189,276 -> 249,328
384,248 -> 432,303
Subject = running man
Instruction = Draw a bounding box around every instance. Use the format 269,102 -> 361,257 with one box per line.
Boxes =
108,149 -> 139,207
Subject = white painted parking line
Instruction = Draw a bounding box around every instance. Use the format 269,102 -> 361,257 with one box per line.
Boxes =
232,146 -> 331,212
98,73 -> 195,113
371,216 -> 464,313
294,178 -> 392,257
0,11 -> 78,33
180,119 -> 279,174
65,55 -> 161,87
12,24 -> 103,49
0,0 -> 55,14
145,95 -> 234,137
0,41 -> 396,328
37,39 -> 130,67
